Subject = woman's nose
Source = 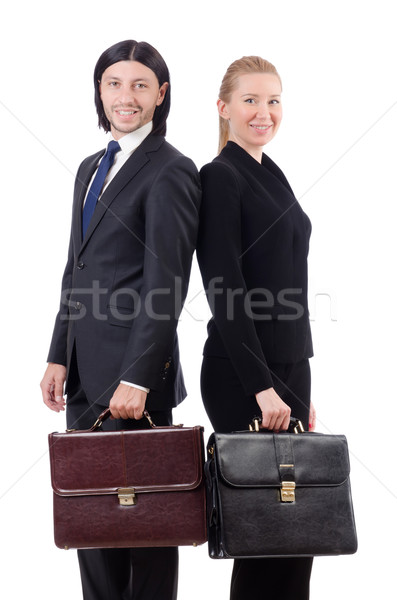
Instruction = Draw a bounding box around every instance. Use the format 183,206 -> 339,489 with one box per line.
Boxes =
256,103 -> 271,120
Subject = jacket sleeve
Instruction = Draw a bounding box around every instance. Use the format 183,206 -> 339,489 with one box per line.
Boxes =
46,156 -> 88,366
196,161 -> 274,395
46,229 -> 74,366
118,155 -> 201,390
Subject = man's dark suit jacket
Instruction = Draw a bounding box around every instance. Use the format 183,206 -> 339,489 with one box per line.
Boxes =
48,134 -> 201,411
197,141 -> 313,396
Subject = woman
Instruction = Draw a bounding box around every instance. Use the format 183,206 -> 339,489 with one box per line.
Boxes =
197,56 -> 315,599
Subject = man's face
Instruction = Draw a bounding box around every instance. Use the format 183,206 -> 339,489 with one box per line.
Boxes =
99,60 -> 168,139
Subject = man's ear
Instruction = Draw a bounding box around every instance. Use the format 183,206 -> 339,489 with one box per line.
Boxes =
157,82 -> 169,106
217,98 -> 229,120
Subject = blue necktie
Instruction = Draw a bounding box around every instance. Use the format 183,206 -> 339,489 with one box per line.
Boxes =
82,140 -> 121,238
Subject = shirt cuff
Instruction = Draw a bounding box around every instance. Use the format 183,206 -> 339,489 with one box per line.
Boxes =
120,380 -> 150,393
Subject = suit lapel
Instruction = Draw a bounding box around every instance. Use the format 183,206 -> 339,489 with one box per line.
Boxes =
78,135 -> 164,255
72,149 -> 104,252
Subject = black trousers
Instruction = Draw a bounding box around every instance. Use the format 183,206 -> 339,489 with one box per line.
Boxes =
66,354 -> 178,600
201,356 -> 313,600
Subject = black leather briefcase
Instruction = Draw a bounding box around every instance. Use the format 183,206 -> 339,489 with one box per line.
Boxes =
205,419 -> 358,558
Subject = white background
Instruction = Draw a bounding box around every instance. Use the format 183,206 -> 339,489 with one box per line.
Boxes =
1,0 -> 396,597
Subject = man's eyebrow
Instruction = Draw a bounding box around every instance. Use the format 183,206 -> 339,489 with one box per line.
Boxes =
102,75 -> 151,83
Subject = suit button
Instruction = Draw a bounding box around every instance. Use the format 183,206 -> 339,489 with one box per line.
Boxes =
77,262 -> 85,270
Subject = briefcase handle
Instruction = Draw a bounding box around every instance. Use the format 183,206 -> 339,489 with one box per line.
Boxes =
90,408 -> 156,431
249,416 -> 305,434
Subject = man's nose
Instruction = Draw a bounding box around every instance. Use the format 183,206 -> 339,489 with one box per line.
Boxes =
118,85 -> 135,105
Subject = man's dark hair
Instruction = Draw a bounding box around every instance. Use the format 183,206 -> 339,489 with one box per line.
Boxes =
94,40 -> 171,136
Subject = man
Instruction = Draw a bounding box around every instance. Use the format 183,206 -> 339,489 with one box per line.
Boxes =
40,40 -> 201,600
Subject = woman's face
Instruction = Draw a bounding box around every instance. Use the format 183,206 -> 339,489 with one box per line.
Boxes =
218,72 -> 282,159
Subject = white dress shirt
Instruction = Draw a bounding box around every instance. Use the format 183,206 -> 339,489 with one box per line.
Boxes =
84,121 -> 153,204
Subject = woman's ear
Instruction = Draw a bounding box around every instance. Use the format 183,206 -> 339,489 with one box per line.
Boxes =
217,98 -> 229,120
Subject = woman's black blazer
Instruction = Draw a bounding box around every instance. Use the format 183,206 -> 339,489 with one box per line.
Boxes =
197,141 -> 313,396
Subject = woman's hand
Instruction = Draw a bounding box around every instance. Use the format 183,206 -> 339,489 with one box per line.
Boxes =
309,402 -> 316,431
255,387 -> 291,432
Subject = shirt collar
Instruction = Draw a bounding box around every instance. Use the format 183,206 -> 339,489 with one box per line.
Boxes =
110,121 -> 153,155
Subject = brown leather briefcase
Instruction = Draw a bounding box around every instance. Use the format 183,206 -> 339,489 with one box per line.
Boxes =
48,409 -> 207,550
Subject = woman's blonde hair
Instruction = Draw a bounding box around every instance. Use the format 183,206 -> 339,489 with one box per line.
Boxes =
217,56 -> 281,154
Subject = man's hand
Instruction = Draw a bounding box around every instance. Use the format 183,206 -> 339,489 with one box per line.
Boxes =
40,363 -> 67,412
109,383 -> 148,420
255,387 -> 291,432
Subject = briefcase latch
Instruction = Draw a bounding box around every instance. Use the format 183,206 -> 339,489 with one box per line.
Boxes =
280,481 -> 296,502
118,488 -> 136,506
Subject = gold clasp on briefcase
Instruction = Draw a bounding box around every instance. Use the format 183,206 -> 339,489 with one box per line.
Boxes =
249,417 -> 261,432
280,481 -> 296,502
118,488 -> 136,506
293,420 -> 305,434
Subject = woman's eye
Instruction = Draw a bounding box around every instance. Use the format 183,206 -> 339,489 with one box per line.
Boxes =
269,99 -> 280,105
244,98 -> 255,104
